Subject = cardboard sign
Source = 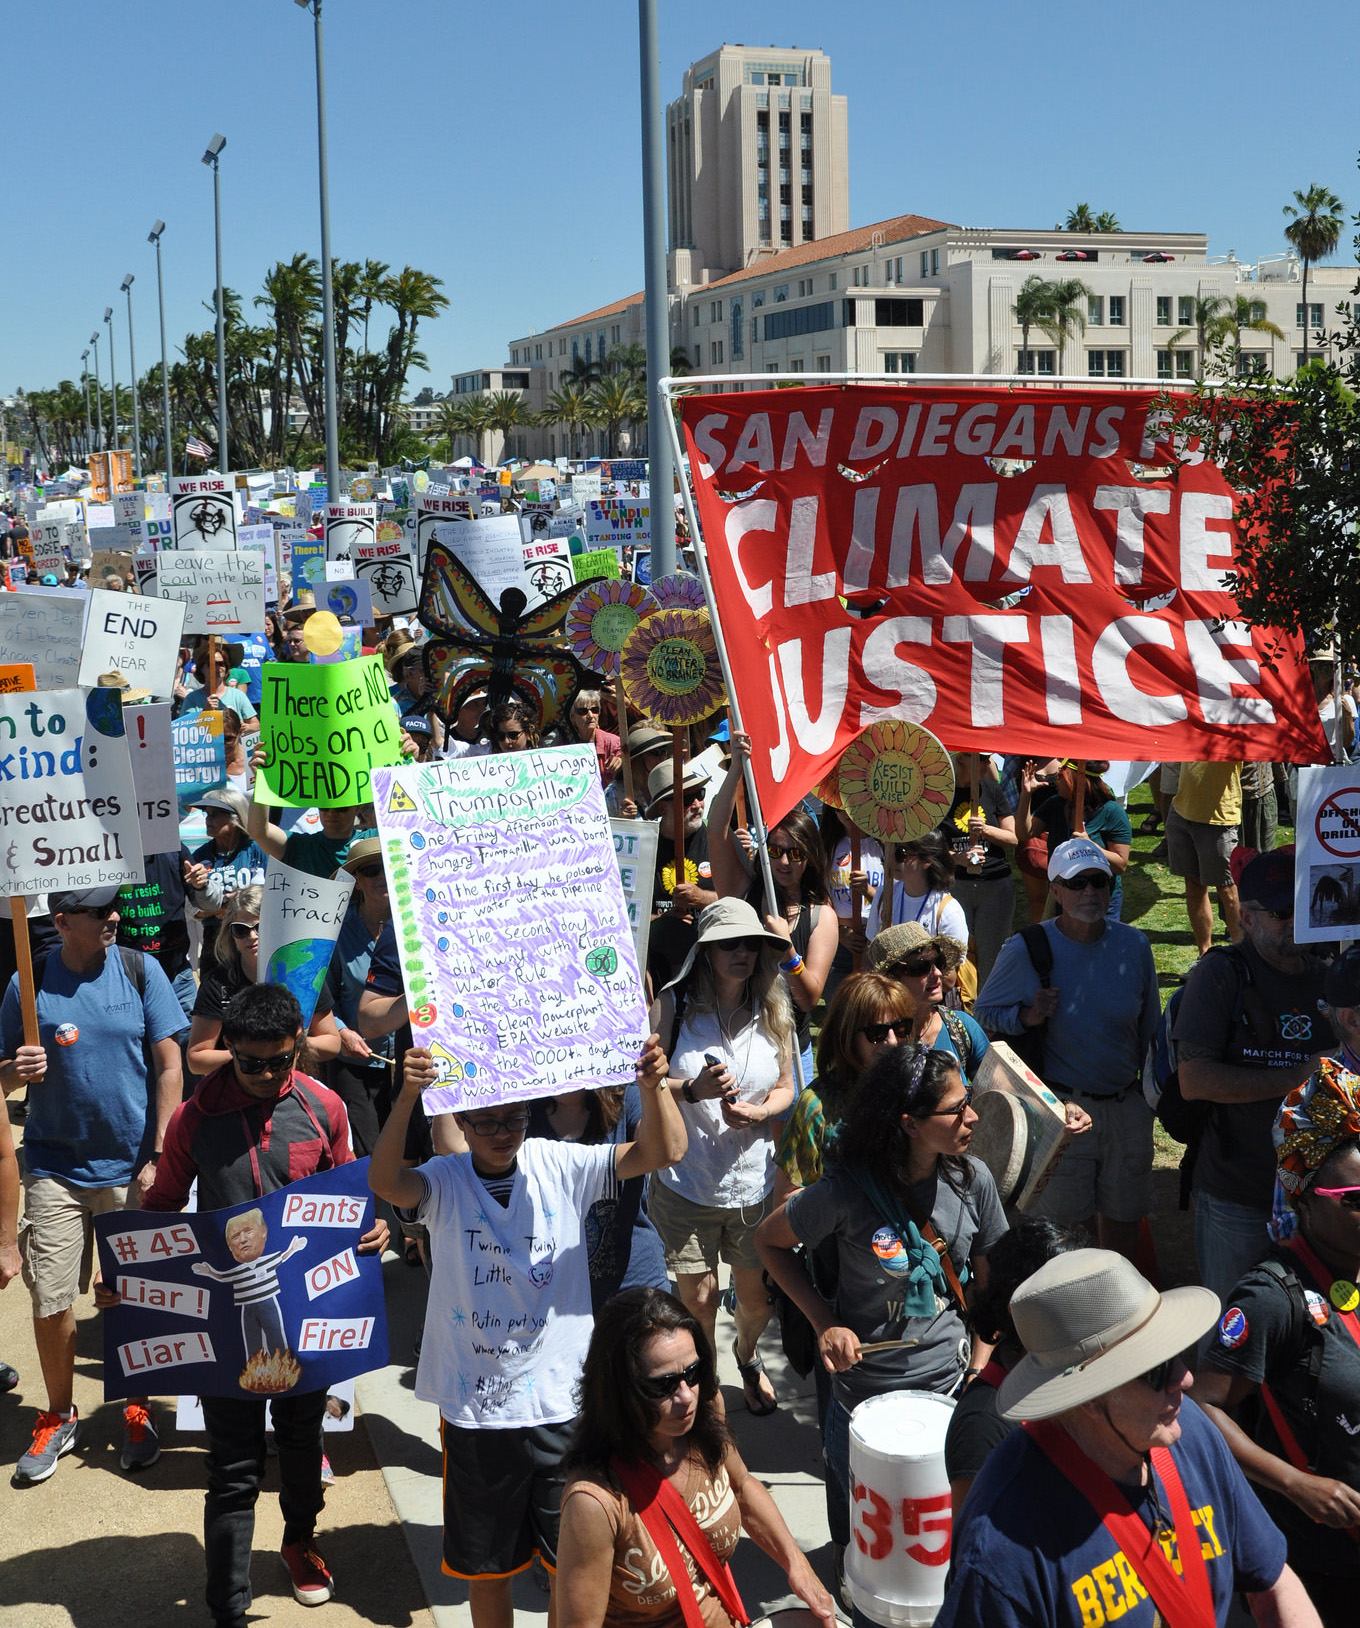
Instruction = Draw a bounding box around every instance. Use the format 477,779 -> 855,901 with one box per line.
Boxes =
586,499 -> 650,549
95,1159 -> 387,1402
76,590 -> 186,697
257,861 -> 355,1026
320,577 -> 374,626
124,702 -> 179,854
171,709 -> 227,809
0,686 -> 144,894
0,590 -> 88,688
414,493 -> 474,573
353,542 -> 418,616
171,475 -> 238,550
432,513 -> 532,605
371,748 -> 649,1113
573,547 -> 622,582
1294,764 -> 1360,941
522,537 -> 574,600
610,817 -> 659,971
255,655 -> 403,808
155,548 -> 266,634
324,502 -> 377,563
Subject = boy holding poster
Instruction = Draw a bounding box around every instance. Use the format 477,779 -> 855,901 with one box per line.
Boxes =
138,984 -> 389,1624
369,1039 -> 684,1628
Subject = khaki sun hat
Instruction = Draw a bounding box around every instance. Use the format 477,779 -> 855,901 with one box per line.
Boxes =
662,897 -> 787,991
645,757 -> 709,816
996,1249 -> 1220,1422
340,836 -> 383,875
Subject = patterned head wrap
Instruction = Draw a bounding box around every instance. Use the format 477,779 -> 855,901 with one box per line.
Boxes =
1269,1057 -> 1360,1240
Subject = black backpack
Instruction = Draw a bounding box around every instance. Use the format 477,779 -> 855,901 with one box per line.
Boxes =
1005,923 -> 1054,1074
1244,1256 -> 1328,1471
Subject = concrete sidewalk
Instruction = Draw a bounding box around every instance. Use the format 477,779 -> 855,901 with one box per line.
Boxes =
358,1253 -> 837,1628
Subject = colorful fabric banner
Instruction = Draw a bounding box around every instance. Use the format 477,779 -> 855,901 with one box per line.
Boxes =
680,384 -> 1328,824
95,1159 -> 387,1402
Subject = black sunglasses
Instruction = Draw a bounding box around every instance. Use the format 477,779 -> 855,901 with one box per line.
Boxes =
65,904 -> 119,918
713,936 -> 766,953
1139,1357 -> 1180,1393
900,957 -> 942,978
354,862 -> 385,880
769,842 -> 806,862
636,1358 -> 704,1400
229,921 -> 260,940
859,1021 -> 907,1044
1058,872 -> 1111,892
230,1046 -> 296,1077
892,844 -> 920,862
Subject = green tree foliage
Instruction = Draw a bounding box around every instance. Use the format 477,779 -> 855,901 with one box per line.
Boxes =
1284,184 -> 1345,364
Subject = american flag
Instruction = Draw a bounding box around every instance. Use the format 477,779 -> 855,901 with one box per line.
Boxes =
185,434 -> 214,460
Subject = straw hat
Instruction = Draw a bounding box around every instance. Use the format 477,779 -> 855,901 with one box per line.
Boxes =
867,920 -> 965,976
282,591 -> 316,625
340,836 -> 383,875
384,630 -> 421,677
94,669 -> 152,706
644,758 -> 709,816
626,723 -> 671,757
662,897 -> 786,991
996,1249 -> 1219,1422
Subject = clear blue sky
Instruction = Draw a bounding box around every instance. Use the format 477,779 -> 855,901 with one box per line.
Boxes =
4,0 -> 1356,400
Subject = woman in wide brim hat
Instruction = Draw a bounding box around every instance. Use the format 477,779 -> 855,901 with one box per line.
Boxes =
648,899 -> 796,1416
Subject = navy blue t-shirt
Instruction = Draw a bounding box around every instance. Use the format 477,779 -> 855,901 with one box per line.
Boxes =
937,1398 -> 1286,1628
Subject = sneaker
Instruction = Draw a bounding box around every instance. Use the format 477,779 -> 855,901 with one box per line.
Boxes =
320,1451 -> 334,1487
121,1403 -> 161,1471
281,1540 -> 333,1606
0,1360 -> 18,1393
14,1409 -> 79,1484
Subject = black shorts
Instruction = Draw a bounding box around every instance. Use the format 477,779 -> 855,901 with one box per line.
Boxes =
440,1416 -> 575,1580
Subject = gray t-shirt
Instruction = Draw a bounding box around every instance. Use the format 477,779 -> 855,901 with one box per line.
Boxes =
786,1155 -> 1008,1409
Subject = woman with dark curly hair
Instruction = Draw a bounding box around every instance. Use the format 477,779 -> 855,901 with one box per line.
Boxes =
555,1286 -> 835,1628
943,1215 -> 1080,1513
757,1044 -> 1008,1571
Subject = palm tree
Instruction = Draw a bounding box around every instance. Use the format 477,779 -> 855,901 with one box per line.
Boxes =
1283,184 -> 1345,365
1224,295 -> 1284,375
545,382 -> 592,460
1014,275 -> 1054,373
1063,204 -> 1096,232
607,341 -> 647,386
375,267 -> 449,455
1182,295 -> 1232,379
589,375 -> 647,458
669,346 -> 694,377
1037,279 -> 1094,375
484,389 -> 526,464
256,253 -> 320,458
1093,211 -> 1122,232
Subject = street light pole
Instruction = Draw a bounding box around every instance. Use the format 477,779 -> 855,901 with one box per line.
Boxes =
149,221 -> 173,488
80,351 -> 93,461
297,0 -> 340,499
202,134 -> 228,474
90,331 -> 105,451
637,0 -> 675,574
104,305 -> 119,453
121,275 -> 142,480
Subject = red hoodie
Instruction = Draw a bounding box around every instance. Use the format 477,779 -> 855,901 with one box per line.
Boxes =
144,1061 -> 352,1215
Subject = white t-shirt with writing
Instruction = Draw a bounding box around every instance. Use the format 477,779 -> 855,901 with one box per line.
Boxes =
414,1138 -> 616,1429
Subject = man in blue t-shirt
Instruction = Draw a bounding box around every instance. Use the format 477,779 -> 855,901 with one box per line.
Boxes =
1,886 -> 187,1485
937,1250 -> 1314,1628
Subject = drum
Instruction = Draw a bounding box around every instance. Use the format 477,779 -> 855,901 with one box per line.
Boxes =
846,1390 -> 956,1627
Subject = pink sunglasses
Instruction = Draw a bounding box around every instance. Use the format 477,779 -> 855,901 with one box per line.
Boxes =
1311,1185 -> 1360,1210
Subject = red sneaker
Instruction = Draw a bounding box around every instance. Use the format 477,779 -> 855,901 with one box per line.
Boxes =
281,1540 -> 333,1606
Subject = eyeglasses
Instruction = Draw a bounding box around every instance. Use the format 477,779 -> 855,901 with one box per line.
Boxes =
859,1021 -> 907,1044
892,844 -> 920,862
1138,1357 -> 1181,1393
65,904 -> 119,918
354,863 -> 385,880
636,1358 -> 704,1401
683,788 -> 707,806
899,958 -> 942,978
916,1089 -> 973,1120
1058,873 -> 1111,892
714,936 -> 765,953
229,921 -> 260,940
1312,1184 -> 1360,1210
769,842 -> 806,862
463,1110 -> 531,1138
230,1046 -> 297,1077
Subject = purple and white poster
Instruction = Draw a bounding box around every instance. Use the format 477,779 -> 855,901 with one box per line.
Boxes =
371,747 -> 648,1114
95,1159 -> 387,1402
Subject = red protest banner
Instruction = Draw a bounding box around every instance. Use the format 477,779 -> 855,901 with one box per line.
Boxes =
681,383 -> 1326,826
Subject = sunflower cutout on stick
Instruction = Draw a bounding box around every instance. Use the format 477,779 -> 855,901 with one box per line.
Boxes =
647,571 -> 707,612
816,758 -> 845,812
566,579 -> 659,677
838,719 -> 955,843
619,607 -> 726,727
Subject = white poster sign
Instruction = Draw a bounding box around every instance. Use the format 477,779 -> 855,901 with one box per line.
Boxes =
171,475 -> 238,550
353,542 -> 418,617
257,860 -> 355,1027
586,499 -> 650,549
154,547 -> 266,634
1294,764 -> 1360,942
324,503 -> 377,563
320,577 -> 374,626
124,702 -> 179,854
414,493 -> 474,574
0,590 -> 88,688
76,590 -> 186,697
431,514 -> 528,605
610,818 -> 659,970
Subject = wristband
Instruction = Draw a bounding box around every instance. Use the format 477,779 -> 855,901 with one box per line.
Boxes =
681,1078 -> 697,1104
780,952 -> 805,977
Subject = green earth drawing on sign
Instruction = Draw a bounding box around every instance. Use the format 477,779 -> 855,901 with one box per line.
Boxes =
266,941 -> 330,1022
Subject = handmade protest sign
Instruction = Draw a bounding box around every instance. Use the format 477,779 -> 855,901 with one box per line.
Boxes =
320,577 -> 373,626
172,709 -> 226,810
1,591 -> 88,688
124,702 -> 178,854
76,589 -> 186,697
255,655 -> 402,808
371,748 -> 648,1114
94,1159 -> 387,1402
586,499 -> 650,549
171,474 -> 238,549
324,502 -> 377,562
156,548 -> 266,634
681,383 -> 1328,824
611,818 -> 659,970
354,541 -> 418,615
413,492 -> 473,573
0,687 -> 144,893
291,537 -> 328,595
433,513 -> 529,604
571,472 -> 602,508
4,562 -> 26,590
523,537 -> 575,600
257,860 -> 355,1025
90,550 -> 135,591
573,547 -> 622,583
1293,765 -> 1360,943
0,666 -> 36,696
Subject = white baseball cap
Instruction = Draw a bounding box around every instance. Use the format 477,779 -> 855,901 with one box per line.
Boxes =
1047,836 -> 1112,883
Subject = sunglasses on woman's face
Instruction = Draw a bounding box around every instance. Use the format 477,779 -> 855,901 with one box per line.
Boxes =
892,845 -> 920,863
573,704 -> 600,714
229,921 -> 260,940
354,863 -> 385,880
900,958 -> 942,978
714,936 -> 765,953
636,1358 -> 704,1400
1312,1184 -> 1360,1210
769,842 -> 805,863
859,1021 -> 907,1044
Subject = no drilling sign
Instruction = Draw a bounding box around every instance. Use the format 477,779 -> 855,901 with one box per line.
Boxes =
1314,786 -> 1360,859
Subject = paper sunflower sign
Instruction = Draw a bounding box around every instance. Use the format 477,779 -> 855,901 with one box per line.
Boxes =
566,579 -> 659,677
619,607 -> 727,727
838,719 -> 956,842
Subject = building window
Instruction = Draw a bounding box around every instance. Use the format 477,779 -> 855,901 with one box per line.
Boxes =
773,284 -> 789,302
1016,349 -> 1055,375
1178,296 -> 1194,326
895,257 -> 903,282
931,248 -> 940,275
752,290 -> 765,307
875,298 -> 925,327
1108,295 -> 1125,325
694,346 -> 701,367
1249,301 -> 1265,322
852,267 -> 860,288
731,297 -> 743,361
710,300 -> 722,323
829,272 -> 837,290
1156,296 -> 1171,326
788,358 -> 804,372
815,355 -> 832,372
1087,296 -> 1103,325
763,300 -> 837,341
921,251 -> 930,276
883,353 -> 918,373
535,343 -> 543,359
511,349 -> 519,363
710,340 -> 724,364
1236,352 -> 1268,378
1296,302 -> 1324,329
766,362 -> 780,372
1087,349 -> 1126,377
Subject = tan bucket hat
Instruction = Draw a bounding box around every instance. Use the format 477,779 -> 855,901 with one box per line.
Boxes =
997,1249 -> 1220,1422
867,920 -> 965,976
645,757 -> 710,816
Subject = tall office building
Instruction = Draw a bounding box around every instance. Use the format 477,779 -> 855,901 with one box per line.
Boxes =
667,45 -> 848,290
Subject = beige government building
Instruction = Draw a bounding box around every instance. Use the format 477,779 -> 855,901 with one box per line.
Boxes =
457,43 -> 1354,463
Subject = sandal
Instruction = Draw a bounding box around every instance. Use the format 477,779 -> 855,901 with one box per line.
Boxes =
733,1339 -> 778,1416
